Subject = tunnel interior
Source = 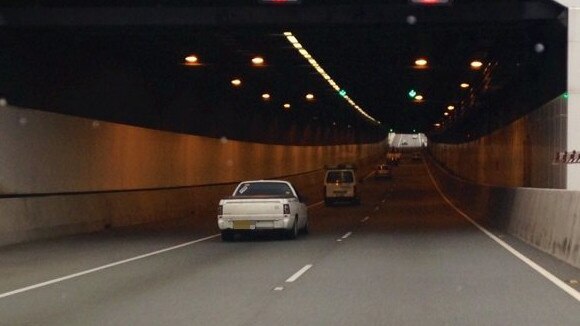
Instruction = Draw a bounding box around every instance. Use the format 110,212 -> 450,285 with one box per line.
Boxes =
0,0 -> 568,145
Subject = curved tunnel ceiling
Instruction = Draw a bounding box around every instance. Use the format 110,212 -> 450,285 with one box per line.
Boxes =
0,0 -> 568,144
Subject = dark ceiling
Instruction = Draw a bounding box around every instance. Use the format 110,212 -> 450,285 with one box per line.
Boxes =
0,0 -> 568,144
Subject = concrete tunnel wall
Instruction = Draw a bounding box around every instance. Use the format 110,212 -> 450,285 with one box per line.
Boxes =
0,105 -> 386,246
429,96 -> 567,189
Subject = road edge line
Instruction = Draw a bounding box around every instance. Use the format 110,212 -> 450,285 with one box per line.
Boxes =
424,162 -> 580,302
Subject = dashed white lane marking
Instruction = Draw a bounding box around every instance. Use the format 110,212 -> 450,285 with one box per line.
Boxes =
273,286 -> 285,291
424,161 -> 580,302
361,216 -> 370,223
341,232 -> 352,239
285,264 -> 313,283
0,234 -> 220,300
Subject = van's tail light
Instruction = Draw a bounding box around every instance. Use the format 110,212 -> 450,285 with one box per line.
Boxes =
283,204 -> 290,214
218,205 -> 223,216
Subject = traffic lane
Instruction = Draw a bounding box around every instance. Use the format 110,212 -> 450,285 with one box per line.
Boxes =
0,189 -> 382,325
248,164 -> 580,326
250,231 -> 580,326
0,178 -> 381,296
0,234 -> 335,325
0,226 -> 222,294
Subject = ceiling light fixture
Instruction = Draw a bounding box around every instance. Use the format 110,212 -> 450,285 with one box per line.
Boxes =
283,31 -> 379,125
185,55 -> 198,63
306,93 -> 315,100
283,103 -> 291,109
447,105 -> 455,111
415,58 -> 428,67
231,79 -> 242,87
262,93 -> 271,100
470,60 -> 483,69
460,83 -> 470,88
252,56 -> 265,65
184,54 -> 201,66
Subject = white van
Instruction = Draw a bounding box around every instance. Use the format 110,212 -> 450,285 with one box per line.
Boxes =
323,164 -> 360,206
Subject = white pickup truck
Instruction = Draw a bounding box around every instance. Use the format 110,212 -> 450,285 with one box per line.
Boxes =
217,180 -> 309,241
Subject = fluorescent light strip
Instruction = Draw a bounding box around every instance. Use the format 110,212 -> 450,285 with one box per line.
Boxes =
284,32 -> 380,125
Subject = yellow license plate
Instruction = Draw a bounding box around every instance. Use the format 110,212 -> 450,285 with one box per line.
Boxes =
233,220 -> 255,230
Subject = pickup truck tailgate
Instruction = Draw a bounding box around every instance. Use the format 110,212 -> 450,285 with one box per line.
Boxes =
222,199 -> 285,216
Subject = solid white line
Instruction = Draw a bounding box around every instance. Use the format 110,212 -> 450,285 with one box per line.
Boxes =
363,171 -> 376,181
0,234 -> 220,300
285,264 -> 313,283
342,232 -> 352,239
308,201 -> 324,208
424,163 -> 580,302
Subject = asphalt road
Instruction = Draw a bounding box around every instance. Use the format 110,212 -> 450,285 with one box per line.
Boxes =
1,157 -> 579,325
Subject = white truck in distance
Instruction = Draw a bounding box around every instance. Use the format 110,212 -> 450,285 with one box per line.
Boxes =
217,180 -> 308,241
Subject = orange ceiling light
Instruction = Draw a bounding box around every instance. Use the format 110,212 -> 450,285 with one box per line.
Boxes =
414,58 -> 428,67
184,54 -> 201,66
470,60 -> 483,69
252,56 -> 265,65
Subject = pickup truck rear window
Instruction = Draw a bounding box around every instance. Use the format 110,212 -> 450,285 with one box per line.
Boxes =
234,182 -> 294,197
325,171 -> 354,183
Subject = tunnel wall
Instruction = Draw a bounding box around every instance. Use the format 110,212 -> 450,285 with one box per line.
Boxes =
425,154 -> 580,269
429,96 -> 566,188
0,105 -> 386,246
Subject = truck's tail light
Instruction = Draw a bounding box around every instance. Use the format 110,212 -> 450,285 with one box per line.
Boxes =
218,205 -> 223,216
283,204 -> 290,214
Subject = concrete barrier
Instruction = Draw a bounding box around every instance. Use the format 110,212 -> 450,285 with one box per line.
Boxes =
425,153 -> 580,268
